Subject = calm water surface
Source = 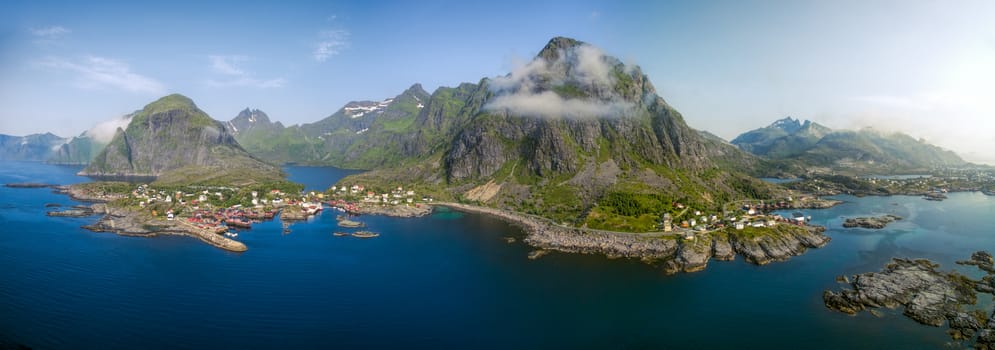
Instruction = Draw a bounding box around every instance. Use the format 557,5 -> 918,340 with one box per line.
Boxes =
2,161 -> 994,349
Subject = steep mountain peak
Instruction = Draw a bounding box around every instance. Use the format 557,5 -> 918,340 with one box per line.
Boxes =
402,83 -> 428,99
143,94 -> 197,115
537,36 -> 585,61
770,117 -> 803,133
226,108 -> 277,136
486,37 -> 656,119
235,108 -> 271,124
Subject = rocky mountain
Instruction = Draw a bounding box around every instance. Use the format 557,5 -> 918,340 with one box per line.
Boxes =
0,132 -> 66,161
733,117 -> 966,174
732,117 -> 832,158
339,37 -> 777,229
80,94 -> 283,185
224,108 -> 284,137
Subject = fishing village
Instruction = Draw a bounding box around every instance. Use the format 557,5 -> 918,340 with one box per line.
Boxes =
41,181 -> 435,251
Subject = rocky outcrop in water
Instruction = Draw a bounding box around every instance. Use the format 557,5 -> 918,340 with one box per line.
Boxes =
825,251 -> 995,348
5,183 -> 55,188
46,205 -> 96,217
842,214 -> 901,229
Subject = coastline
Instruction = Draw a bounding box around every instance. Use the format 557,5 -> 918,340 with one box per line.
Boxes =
80,204 -> 247,252
356,202 -> 432,217
52,184 -> 247,252
432,202 -> 830,274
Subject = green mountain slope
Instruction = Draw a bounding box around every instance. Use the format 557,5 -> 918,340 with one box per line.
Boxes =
229,84 -> 438,169
80,94 -> 283,186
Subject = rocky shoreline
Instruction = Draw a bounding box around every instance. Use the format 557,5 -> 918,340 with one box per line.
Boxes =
48,184 -> 247,252
434,202 -> 830,274
46,205 -> 98,217
78,204 -> 247,252
842,214 -> 902,229
52,185 -> 126,203
824,251 -> 995,348
356,203 -> 432,217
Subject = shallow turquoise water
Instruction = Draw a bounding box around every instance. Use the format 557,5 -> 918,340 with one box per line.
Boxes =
2,161 -> 993,349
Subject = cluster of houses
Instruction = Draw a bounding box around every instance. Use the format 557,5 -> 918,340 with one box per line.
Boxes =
330,184 -> 432,206
127,184 -> 327,232
660,202 -> 809,235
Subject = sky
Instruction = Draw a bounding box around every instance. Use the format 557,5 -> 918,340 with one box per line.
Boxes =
1,0 -> 993,164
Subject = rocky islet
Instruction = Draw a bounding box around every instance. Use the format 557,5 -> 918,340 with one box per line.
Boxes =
824,251 -> 995,348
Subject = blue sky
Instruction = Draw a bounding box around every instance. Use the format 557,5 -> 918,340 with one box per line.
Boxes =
1,0 -> 994,163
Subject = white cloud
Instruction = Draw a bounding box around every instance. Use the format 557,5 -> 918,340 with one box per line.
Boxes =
206,55 -> 286,88
38,56 -> 165,94
484,42 -> 634,119
314,30 -> 350,62
485,91 -> 632,119
210,55 -> 246,76
31,26 -> 70,39
86,114 -> 134,143
206,77 -> 287,88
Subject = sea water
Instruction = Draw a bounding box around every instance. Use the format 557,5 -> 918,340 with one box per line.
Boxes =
2,161 -> 993,349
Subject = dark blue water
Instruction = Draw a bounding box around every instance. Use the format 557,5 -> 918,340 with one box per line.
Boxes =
761,177 -> 801,184
3,161 -> 994,349
284,165 -> 363,192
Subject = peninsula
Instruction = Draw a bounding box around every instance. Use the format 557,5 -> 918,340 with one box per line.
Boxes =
46,94 -> 308,252
434,202 -> 829,274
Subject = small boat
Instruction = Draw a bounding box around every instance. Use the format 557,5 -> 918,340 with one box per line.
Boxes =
352,231 -> 379,238
333,232 -> 350,237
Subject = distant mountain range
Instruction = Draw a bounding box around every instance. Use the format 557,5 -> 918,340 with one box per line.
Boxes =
732,117 -> 966,174
0,132 -> 66,161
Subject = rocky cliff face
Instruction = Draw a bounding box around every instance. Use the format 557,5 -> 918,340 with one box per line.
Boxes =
80,94 -> 280,184
0,132 -> 66,161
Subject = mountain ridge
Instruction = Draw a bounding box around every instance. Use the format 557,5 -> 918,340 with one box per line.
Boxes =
0,132 -> 67,161
732,117 -> 966,174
